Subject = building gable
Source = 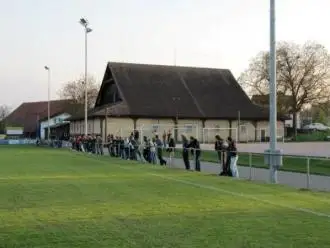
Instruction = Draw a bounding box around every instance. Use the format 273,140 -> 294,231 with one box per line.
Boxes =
93,62 -> 270,120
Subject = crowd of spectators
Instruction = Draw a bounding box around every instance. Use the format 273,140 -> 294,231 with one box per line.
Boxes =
69,129 -> 239,178
70,134 -> 103,154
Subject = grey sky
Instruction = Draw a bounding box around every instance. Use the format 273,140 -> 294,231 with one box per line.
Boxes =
1,0 -> 330,109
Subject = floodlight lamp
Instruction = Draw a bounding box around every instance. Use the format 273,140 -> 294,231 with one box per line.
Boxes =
86,27 -> 93,33
79,18 -> 88,27
44,66 -> 49,70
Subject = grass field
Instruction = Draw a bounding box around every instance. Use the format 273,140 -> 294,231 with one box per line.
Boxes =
1,146 -> 330,247
164,148 -> 330,176
295,131 -> 330,142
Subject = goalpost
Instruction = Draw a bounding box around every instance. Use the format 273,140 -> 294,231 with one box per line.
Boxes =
202,128 -> 238,144
139,124 -> 199,142
238,124 -> 249,143
171,126 -> 199,143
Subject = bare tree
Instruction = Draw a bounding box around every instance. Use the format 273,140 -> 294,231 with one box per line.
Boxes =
239,41 -> 330,136
58,75 -> 100,108
0,105 -> 10,121
0,105 -> 10,133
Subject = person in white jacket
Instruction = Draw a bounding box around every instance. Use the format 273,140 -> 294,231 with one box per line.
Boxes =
149,138 -> 157,164
123,137 -> 130,159
228,138 -> 239,178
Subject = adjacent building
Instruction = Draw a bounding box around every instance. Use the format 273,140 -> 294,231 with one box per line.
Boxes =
5,100 -> 82,138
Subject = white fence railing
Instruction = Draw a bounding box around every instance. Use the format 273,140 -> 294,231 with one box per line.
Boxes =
64,142 -> 330,192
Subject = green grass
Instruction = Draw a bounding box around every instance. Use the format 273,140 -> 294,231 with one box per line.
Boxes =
164,148 -> 330,176
295,131 -> 330,142
1,146 -> 330,247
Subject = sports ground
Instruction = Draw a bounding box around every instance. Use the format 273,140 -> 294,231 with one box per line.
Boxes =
1,146 -> 330,247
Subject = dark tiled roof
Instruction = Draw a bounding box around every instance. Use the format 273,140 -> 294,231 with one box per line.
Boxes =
92,102 -> 130,117
38,103 -> 84,122
93,62 -> 269,120
5,100 -> 77,133
67,102 -> 129,121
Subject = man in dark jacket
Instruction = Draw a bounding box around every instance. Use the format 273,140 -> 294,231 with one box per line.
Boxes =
181,134 -> 190,170
188,136 -> 201,172
142,136 -> 151,163
215,135 -> 223,161
215,135 -> 226,175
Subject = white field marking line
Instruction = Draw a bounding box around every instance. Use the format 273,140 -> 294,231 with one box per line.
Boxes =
104,162 -> 330,219
73,152 -> 330,218
73,153 -> 330,207
0,175 -> 115,181
148,173 -> 330,219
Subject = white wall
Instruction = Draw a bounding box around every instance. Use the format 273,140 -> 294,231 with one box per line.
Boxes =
70,118 -> 103,136
40,113 -> 71,139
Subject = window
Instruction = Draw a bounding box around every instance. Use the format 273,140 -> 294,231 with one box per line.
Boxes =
240,125 -> 247,134
88,123 -> 92,134
185,124 -> 193,133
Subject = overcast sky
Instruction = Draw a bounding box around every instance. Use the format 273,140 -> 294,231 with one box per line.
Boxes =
1,0 -> 330,109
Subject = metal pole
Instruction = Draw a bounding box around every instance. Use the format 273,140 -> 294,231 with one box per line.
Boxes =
237,110 -> 241,142
105,107 -> 108,141
47,68 -> 51,141
269,0 -> 278,183
84,29 -> 88,136
306,157 -> 310,189
249,152 -> 252,180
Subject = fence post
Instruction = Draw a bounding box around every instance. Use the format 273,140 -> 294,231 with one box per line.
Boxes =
193,148 -> 196,171
249,152 -> 252,180
306,157 -> 310,189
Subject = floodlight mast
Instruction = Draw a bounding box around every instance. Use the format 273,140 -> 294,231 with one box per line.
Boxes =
79,18 -> 93,136
269,0 -> 278,183
44,66 -> 51,142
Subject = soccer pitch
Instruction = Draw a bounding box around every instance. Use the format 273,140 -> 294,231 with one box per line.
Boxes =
1,146 -> 330,248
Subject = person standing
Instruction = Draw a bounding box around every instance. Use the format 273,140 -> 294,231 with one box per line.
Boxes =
167,130 -> 172,146
167,135 -> 175,166
162,131 -> 167,148
188,136 -> 201,172
181,134 -> 190,170
129,137 -> 136,160
228,138 -> 239,178
149,138 -> 157,164
91,135 -> 97,154
96,135 -> 103,155
215,135 -> 225,175
132,137 -> 143,162
142,136 -> 151,163
155,135 -> 167,165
